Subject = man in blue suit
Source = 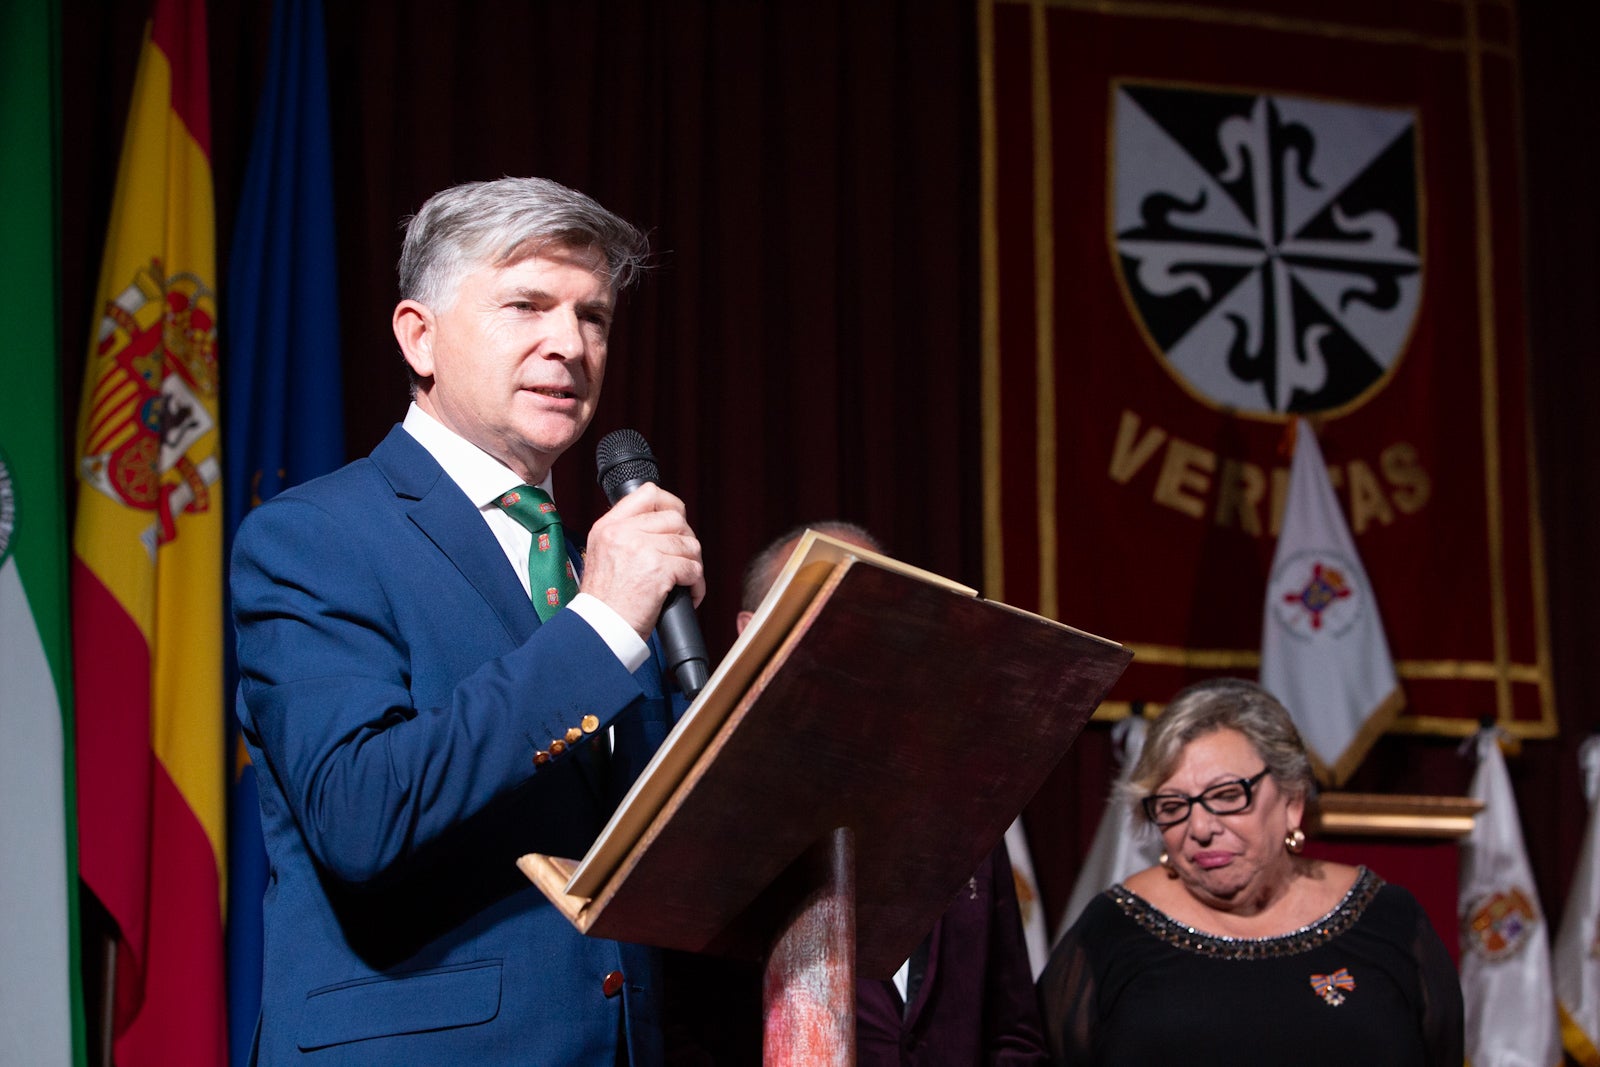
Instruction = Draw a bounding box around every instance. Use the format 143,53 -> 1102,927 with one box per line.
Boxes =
231,177 -> 703,1065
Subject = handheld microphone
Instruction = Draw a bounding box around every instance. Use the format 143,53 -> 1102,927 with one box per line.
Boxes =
595,429 -> 711,699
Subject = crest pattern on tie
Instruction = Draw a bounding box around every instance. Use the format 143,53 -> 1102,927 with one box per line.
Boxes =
497,486 -> 578,621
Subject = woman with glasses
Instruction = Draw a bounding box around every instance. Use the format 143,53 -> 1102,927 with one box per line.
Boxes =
1036,678 -> 1462,1066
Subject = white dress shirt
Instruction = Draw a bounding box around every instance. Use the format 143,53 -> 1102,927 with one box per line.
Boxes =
402,403 -> 649,672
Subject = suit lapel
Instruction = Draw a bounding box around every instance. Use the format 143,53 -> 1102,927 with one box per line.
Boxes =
903,919 -> 942,1026
372,427 -> 617,806
371,427 -> 538,644
368,425 -> 630,809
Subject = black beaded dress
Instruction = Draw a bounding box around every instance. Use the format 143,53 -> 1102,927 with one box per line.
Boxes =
1037,867 -> 1463,1066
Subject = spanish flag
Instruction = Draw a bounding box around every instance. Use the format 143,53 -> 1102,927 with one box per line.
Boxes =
72,0 -> 227,1062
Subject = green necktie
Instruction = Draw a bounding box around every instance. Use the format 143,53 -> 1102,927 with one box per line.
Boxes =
496,485 -> 579,622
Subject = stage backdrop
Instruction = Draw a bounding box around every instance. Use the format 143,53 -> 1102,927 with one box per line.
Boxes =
981,0 -> 1551,739
58,0 -> 1600,1037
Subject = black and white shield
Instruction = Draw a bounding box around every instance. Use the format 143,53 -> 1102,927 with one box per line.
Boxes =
1112,83 -> 1421,416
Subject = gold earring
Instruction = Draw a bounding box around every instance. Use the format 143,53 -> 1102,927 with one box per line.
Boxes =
1285,827 -> 1306,854
1159,851 -> 1179,878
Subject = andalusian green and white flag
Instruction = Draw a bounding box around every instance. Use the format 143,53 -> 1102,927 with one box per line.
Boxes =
0,1 -> 86,1063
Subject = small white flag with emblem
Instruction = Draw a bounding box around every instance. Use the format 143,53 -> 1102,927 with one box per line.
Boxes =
1555,736 -> 1600,1066
1259,419 -> 1403,785
1056,717 -> 1162,942
1460,728 -> 1562,1067
1004,817 -> 1050,979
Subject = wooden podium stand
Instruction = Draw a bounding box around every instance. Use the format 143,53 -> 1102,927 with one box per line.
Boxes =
521,540 -> 1131,1064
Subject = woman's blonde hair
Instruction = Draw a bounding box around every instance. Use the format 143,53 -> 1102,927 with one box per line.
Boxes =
1121,678 -> 1314,823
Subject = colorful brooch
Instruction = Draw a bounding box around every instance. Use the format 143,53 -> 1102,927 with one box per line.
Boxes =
1310,967 -> 1355,1006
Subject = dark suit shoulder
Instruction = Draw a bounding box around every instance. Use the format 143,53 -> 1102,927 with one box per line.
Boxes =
240,425 -> 446,524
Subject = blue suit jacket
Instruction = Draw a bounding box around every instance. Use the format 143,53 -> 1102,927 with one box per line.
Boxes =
232,426 -> 676,1065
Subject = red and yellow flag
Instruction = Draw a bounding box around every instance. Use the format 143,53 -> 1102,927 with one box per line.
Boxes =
72,0 -> 226,1061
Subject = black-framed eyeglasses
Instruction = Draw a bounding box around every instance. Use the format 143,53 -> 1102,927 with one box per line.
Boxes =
1141,768 -> 1271,827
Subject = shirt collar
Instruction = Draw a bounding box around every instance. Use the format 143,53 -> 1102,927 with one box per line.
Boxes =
402,402 -> 554,506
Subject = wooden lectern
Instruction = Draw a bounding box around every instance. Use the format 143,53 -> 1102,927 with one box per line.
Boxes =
520,533 -> 1132,1064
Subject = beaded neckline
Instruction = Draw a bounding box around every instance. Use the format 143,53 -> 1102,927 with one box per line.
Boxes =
1108,866 -> 1383,960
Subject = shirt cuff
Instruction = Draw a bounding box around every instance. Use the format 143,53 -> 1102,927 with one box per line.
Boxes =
568,593 -> 651,673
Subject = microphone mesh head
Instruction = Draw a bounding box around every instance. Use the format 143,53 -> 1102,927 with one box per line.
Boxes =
596,428 -> 660,502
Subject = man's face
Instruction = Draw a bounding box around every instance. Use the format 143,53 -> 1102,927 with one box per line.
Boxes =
397,243 -> 615,483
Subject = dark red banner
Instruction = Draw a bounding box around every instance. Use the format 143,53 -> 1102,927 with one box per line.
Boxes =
980,0 -> 1551,736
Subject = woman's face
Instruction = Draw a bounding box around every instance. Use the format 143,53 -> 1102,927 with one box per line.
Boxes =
1153,727 -> 1304,910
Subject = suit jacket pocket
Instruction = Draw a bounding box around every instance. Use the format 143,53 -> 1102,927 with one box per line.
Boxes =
297,960 -> 502,1051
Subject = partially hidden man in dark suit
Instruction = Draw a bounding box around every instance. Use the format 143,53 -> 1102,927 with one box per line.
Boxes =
853,841 -> 1046,1065
730,523 -> 1049,1066
232,177 -> 704,1065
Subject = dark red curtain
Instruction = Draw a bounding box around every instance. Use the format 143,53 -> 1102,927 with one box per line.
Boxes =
316,0 -> 986,656
65,0 -> 984,650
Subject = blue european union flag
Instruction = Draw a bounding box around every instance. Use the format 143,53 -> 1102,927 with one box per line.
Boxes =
222,1 -> 342,1062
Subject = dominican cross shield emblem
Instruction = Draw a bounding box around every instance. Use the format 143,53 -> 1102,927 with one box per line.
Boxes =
1112,83 -> 1421,416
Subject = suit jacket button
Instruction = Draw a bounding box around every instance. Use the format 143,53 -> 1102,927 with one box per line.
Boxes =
565,727 -> 583,744
550,739 -> 567,755
581,714 -> 600,734
533,750 -> 550,766
602,970 -> 625,998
